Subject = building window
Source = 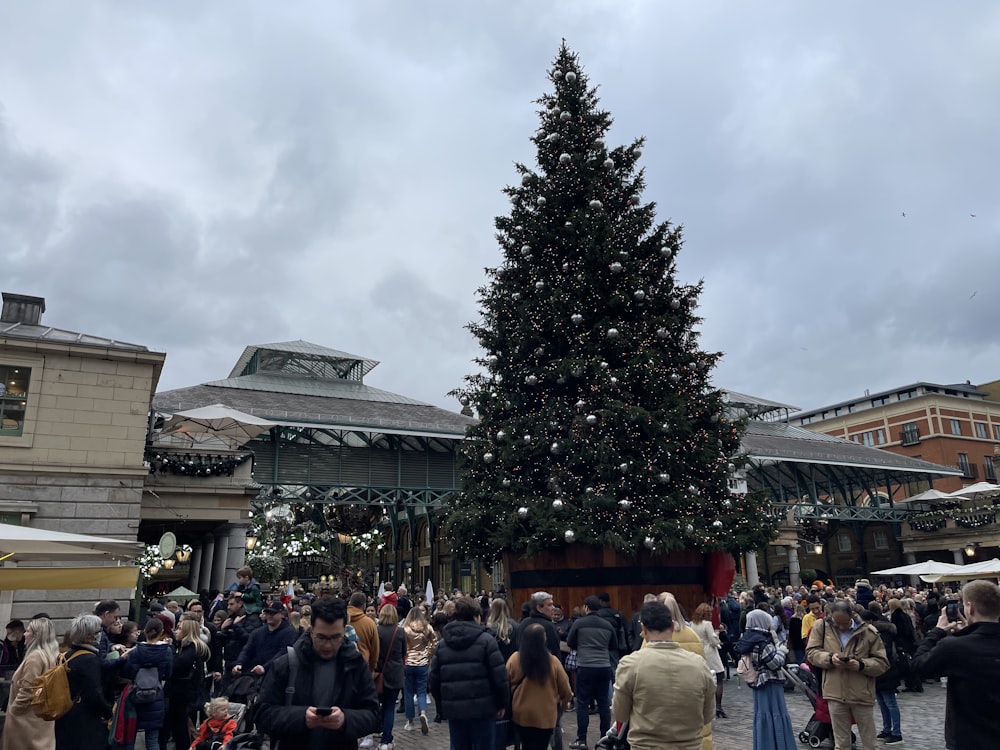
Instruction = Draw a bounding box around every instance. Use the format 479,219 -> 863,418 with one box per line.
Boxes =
986,457 -> 997,483
871,396 -> 889,407
897,389 -> 916,401
850,435 -> 860,444
801,415 -> 813,425
847,404 -> 856,413
876,429 -> 886,445
950,419 -> 963,436
834,407 -> 842,416
995,424 -> 1000,441
976,422 -> 989,439
958,452 -> 971,474
838,533 -> 852,552
872,529 -> 890,550
0,365 -> 31,436
862,431 -> 875,447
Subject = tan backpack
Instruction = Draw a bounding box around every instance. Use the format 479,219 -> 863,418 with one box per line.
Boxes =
31,651 -> 86,721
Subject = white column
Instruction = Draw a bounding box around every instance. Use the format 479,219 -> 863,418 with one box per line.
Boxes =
198,534 -> 215,592
745,551 -> 760,587
211,529 -> 229,592
225,523 -> 249,588
787,545 -> 801,588
952,549 -> 965,565
904,551 -> 918,588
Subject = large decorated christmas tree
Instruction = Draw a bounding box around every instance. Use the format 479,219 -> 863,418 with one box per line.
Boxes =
447,44 -> 775,567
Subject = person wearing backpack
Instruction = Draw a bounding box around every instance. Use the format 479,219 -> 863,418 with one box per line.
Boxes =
53,614 -> 113,750
123,617 -> 174,750
735,609 -> 796,750
1,617 -> 59,750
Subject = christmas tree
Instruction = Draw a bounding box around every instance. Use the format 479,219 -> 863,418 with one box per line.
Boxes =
447,44 -> 775,563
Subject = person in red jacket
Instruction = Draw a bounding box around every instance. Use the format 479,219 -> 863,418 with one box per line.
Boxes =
191,697 -> 236,750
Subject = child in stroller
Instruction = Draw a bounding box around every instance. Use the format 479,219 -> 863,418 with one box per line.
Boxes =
192,697 -> 238,750
783,663 -> 856,748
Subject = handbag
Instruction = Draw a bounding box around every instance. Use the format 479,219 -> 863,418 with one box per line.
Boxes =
373,626 -> 400,696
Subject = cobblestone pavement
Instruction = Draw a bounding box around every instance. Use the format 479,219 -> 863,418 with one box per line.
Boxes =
384,680 -> 947,750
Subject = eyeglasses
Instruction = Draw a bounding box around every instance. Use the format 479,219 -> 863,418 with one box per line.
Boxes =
310,632 -> 345,644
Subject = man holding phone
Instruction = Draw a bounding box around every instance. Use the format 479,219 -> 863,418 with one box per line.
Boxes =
806,600 -> 889,750
911,580 -> 1000,749
257,596 -> 380,749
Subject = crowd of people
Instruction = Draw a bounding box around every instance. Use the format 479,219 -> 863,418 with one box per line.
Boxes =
0,571 -> 996,750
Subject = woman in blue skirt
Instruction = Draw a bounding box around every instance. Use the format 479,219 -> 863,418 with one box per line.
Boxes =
736,608 -> 797,750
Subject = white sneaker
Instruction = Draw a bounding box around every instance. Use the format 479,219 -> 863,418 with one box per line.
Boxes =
419,714 -> 429,734
403,721 -> 414,731
379,744 -> 394,750
360,737 -> 374,748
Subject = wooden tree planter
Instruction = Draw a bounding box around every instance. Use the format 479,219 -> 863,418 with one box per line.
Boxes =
504,545 -> 708,619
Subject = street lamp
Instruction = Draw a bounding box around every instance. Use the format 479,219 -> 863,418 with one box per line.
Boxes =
813,541 -> 824,556
162,558 -> 176,570
964,543 -> 978,557
246,533 -> 259,551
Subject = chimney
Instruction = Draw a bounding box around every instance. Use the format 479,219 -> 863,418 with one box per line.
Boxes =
0,293 -> 46,326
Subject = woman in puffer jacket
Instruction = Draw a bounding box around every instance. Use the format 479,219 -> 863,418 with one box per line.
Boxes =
736,608 -> 796,750
122,618 -> 174,750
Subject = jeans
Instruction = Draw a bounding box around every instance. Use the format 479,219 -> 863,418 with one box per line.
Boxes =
449,716 -> 496,750
876,690 -> 900,736
404,664 -> 429,720
575,666 -> 612,742
380,687 -> 400,743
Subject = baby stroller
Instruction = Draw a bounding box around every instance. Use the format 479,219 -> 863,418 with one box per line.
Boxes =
783,663 -> 855,748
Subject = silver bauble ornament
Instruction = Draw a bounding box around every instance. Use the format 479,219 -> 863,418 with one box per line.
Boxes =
634,290 -> 646,301
565,71 -> 577,82
521,174 -> 532,186
517,506 -> 528,518
571,313 -> 583,324
550,443 -> 562,455
610,377 -> 618,385
688,362 -> 697,370
619,499 -> 632,509
553,70 -> 564,79
600,361 -> 609,369
586,414 -> 597,425
603,158 -> 615,169
483,452 -> 495,463
525,375 -> 538,385
670,373 -> 681,382
589,199 -> 603,210
502,478 -> 512,487
722,499 -> 732,508
575,399 -> 586,409
686,524 -> 695,534
634,148 -> 642,158
712,520 -> 723,528
728,462 -> 736,471
606,328 -> 619,338
660,246 -> 672,258
546,133 -> 559,142
619,463 -> 629,472
564,529 -> 576,542
536,196 -> 547,206
523,434 -> 532,444
552,498 -> 564,509
559,111 -> 571,122
629,194 -> 641,205
486,354 -> 498,364
671,299 -> 681,310
657,473 -> 670,484
595,138 -> 605,148
559,152 -> 571,163
521,244 -> 531,254
512,292 -> 521,300
459,395 -> 470,406
535,281 -> 545,290
585,486 -> 595,494
688,484 -> 698,493
562,262 -> 570,271
610,262 -> 623,273
534,347 -> 545,356
496,430 -> 506,441
571,367 -> 583,377
656,327 -> 668,338
644,536 -> 655,549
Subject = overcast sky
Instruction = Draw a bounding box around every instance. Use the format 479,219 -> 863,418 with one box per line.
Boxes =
2,1 -> 998,415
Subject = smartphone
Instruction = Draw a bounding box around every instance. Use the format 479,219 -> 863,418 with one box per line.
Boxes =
946,601 -> 960,622
315,707 -> 333,716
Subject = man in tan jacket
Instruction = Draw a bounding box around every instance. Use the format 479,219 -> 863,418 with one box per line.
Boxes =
348,591 -> 380,672
612,601 -> 714,750
806,600 -> 889,750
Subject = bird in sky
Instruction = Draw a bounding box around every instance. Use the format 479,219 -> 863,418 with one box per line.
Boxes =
970,291 -> 978,300
901,211 -> 906,217
970,214 -> 977,217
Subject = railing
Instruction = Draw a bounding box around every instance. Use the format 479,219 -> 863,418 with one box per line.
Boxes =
775,502 -> 911,523
899,428 -> 920,446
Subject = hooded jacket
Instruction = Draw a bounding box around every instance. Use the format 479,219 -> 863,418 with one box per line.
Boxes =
870,619 -> 900,693
347,606 -> 379,672
123,641 -> 174,730
806,616 -> 888,705
429,620 -> 508,721
256,630 -> 380,750
911,621 -> 1000,750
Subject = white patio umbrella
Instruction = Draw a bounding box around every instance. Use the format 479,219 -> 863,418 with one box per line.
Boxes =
894,489 -> 955,504
870,561 -> 964,577
0,522 -> 142,562
923,558 -> 1000,583
946,482 -> 1000,501
162,404 -> 277,446
425,579 -> 434,605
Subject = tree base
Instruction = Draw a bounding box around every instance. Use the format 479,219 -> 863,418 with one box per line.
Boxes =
504,545 -> 707,620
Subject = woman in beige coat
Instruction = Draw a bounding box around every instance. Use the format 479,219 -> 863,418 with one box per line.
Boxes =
2,617 -> 59,750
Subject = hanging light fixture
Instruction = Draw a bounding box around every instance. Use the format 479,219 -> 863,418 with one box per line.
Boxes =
148,565 -> 160,576
964,542 -> 978,557
162,558 -> 176,570
175,547 -> 191,563
245,533 -> 259,551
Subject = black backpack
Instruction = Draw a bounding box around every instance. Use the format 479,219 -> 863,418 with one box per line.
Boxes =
132,665 -> 162,704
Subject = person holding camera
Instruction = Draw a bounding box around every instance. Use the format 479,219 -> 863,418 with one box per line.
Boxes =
911,580 -> 1000,750
806,600 -> 888,750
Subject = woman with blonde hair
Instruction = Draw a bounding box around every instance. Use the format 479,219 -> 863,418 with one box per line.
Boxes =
402,605 -> 436,734
486,597 -> 518,661
2,617 -> 59,750
163,617 -> 209,749
372,605 -> 406,750
690,602 -> 727,718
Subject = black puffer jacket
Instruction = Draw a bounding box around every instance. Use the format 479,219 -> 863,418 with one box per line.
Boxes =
871,619 -> 900,693
256,632 -> 380,749
429,620 -> 508,721
124,641 -> 174,730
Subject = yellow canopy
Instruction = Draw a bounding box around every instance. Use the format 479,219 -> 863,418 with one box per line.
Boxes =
0,566 -> 139,591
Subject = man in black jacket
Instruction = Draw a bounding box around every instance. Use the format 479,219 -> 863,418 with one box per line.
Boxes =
567,596 -> 616,750
525,591 -> 562,659
219,592 -> 262,672
911,580 -> 1000,750
257,596 -> 380,750
429,596 -> 508,750
233,600 -> 299,677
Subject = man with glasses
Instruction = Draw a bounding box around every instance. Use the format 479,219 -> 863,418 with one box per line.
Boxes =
257,595 -> 380,748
